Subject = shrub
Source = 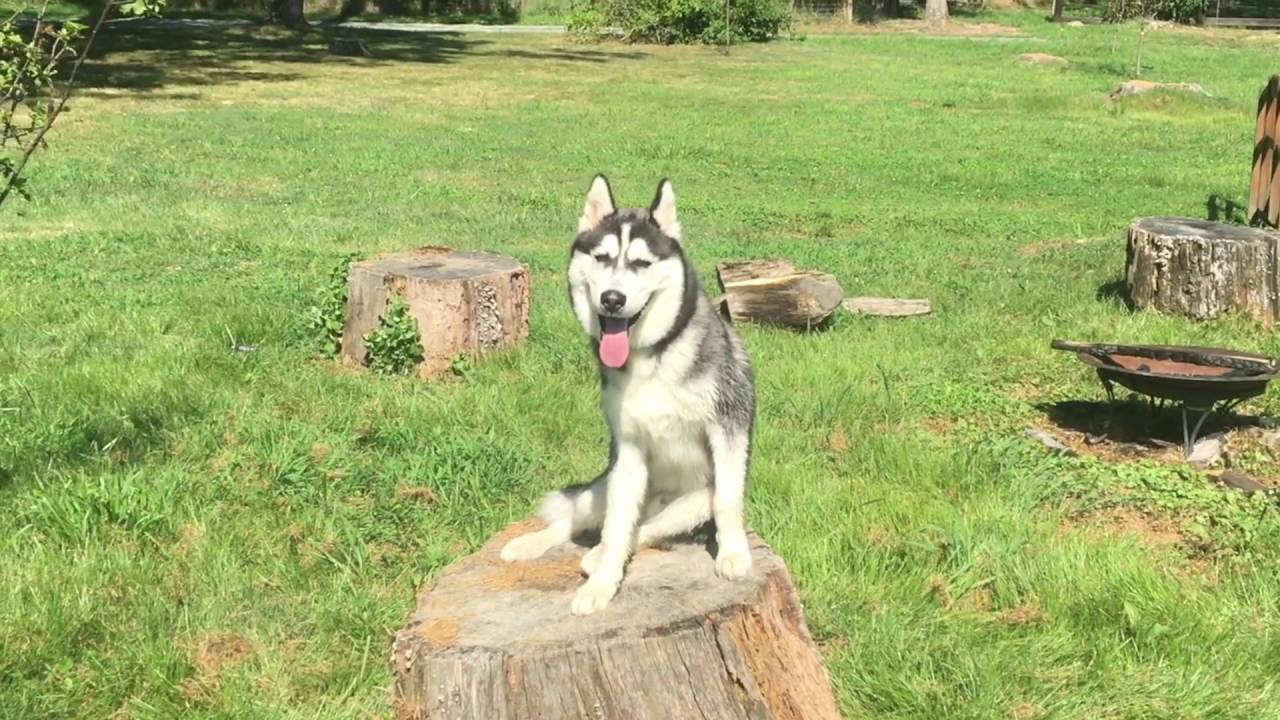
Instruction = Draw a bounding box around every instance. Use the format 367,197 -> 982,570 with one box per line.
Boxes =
568,0 -> 791,44
1105,0 -> 1208,22
364,295 -> 424,375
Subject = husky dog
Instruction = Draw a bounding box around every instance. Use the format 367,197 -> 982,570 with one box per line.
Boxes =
500,175 -> 756,616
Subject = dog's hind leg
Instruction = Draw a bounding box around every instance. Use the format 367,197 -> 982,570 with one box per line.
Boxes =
580,488 -> 711,577
500,477 -> 606,562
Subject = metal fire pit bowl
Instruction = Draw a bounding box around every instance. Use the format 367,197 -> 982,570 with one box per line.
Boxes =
1050,340 -> 1280,457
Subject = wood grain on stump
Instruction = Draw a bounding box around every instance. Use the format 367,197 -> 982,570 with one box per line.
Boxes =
391,522 -> 840,720
341,247 -> 529,378
716,259 -> 844,330
1125,217 -> 1280,324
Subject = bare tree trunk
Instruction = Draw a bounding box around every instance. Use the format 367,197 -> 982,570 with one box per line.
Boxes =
1053,0 -> 1064,21
267,0 -> 308,29
1135,14 -> 1148,77
924,0 -> 948,22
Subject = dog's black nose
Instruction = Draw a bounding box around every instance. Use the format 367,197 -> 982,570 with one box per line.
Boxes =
600,290 -> 626,314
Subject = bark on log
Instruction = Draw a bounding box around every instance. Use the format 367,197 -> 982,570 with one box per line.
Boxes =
391,522 -> 841,720
1125,217 -> 1280,324
716,259 -> 844,329
341,246 -> 529,378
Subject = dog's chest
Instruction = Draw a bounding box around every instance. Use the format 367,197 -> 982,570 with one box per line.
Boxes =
603,366 -> 715,483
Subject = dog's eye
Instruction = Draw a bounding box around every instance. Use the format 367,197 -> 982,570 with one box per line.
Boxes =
630,259 -> 652,270
592,253 -> 612,263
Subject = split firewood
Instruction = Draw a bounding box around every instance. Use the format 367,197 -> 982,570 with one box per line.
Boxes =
715,259 -> 844,329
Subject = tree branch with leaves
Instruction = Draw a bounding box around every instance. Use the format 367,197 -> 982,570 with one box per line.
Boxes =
0,0 -> 164,209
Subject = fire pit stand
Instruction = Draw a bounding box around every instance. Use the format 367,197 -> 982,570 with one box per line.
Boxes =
1051,340 -> 1280,457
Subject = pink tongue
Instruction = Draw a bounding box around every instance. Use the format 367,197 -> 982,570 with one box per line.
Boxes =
599,317 -> 630,368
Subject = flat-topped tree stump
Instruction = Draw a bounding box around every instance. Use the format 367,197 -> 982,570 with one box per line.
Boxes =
391,522 -> 841,720
1125,217 -> 1280,324
341,247 -> 529,378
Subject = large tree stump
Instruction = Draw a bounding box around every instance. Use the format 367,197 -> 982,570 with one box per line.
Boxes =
391,522 -> 841,720
341,246 -> 529,378
715,259 -> 844,330
1125,217 -> 1280,324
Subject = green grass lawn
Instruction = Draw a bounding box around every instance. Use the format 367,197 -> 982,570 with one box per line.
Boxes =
5,12 -> 1280,719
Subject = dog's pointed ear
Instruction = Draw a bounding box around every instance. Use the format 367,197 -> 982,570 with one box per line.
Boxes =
578,174 -> 616,233
649,178 -> 681,239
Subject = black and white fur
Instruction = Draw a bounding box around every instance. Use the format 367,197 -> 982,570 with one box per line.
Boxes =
500,175 -> 757,615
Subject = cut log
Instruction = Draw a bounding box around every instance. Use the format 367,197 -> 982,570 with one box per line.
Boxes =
843,297 -> 931,317
716,259 -> 844,329
1124,217 -> 1280,324
391,522 -> 841,720
341,246 -> 529,378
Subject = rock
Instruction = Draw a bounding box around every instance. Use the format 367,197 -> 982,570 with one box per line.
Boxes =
1018,52 -> 1068,66
1026,428 -> 1075,456
1108,80 -> 1211,100
1187,434 -> 1224,468
1216,469 -> 1270,496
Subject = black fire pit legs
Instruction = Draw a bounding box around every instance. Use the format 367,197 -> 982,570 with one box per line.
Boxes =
1051,340 -> 1280,459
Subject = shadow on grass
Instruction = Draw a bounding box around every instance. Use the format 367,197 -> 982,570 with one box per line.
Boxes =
1037,397 -> 1260,447
1207,193 -> 1248,225
74,22 -> 644,95
75,23 -> 481,92
1096,278 -> 1134,310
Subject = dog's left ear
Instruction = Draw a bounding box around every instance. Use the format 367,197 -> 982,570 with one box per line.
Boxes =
579,174 -> 616,233
649,178 -> 681,240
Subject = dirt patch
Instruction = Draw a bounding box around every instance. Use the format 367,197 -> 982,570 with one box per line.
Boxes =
417,618 -> 461,649
193,632 -> 254,676
920,417 -> 953,436
310,443 -> 331,463
480,552 -> 583,592
800,19 -> 1024,37
183,632 -> 255,702
174,524 -> 203,559
395,485 -> 440,504
996,597 -> 1046,626
956,585 -> 995,613
1016,237 -> 1096,257
825,427 -> 850,454
926,575 -> 954,610
1060,508 -> 1185,550
1009,702 -> 1045,720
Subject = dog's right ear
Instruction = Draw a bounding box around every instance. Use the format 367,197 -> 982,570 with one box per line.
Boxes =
578,174 -> 616,233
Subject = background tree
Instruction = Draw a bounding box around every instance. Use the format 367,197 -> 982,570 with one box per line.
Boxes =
925,0 -> 948,22
267,0 -> 308,29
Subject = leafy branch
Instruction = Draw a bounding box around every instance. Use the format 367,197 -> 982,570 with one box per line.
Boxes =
0,0 -> 164,208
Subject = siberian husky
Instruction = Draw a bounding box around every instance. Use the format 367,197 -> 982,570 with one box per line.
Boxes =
500,175 -> 756,616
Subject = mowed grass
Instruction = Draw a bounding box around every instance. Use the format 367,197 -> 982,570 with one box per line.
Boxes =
5,13 -> 1280,719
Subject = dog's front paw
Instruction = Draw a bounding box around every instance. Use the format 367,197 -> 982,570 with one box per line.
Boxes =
571,578 -> 618,615
500,532 -> 552,562
715,542 -> 752,580
579,544 -> 606,576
